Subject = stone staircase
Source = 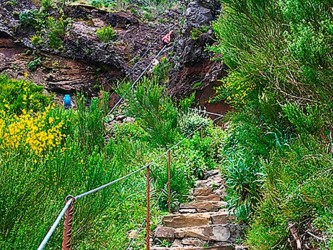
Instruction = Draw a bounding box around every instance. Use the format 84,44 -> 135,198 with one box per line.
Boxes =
151,170 -> 246,250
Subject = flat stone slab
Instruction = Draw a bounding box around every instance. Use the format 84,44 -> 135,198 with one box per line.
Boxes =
180,201 -> 227,212
179,208 -> 197,213
161,211 -> 233,228
174,224 -> 231,242
211,212 -> 234,224
193,187 -> 213,196
195,193 -> 221,201
163,213 -> 211,228
182,237 -> 204,247
151,245 -> 234,250
154,226 -> 176,240
235,246 -> 249,250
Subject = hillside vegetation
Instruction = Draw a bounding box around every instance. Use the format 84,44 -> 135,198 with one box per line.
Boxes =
0,66 -> 224,249
212,0 -> 333,249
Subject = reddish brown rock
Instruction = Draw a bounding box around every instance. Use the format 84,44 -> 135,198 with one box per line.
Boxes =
193,187 -> 213,196
154,226 -> 176,240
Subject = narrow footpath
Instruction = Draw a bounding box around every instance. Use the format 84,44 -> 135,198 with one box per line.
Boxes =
151,170 -> 247,250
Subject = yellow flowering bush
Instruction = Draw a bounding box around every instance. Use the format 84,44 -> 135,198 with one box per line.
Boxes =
0,74 -> 52,115
213,72 -> 255,107
0,107 -> 64,155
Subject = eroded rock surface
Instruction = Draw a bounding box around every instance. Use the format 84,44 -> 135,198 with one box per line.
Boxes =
0,0 -> 227,104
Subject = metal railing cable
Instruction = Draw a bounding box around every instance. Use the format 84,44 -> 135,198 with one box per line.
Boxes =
74,166 -> 147,200
37,112 -> 224,250
37,199 -> 73,250
128,24 -> 176,75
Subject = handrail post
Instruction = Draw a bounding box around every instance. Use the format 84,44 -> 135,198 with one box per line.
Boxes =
62,196 -> 75,250
167,150 -> 171,213
146,165 -> 151,250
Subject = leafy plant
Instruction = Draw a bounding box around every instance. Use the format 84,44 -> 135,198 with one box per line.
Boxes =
96,26 -> 117,43
0,74 -> 52,114
27,57 -> 42,71
191,26 -> 210,41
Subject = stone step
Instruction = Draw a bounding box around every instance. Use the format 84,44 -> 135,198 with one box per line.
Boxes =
179,201 -> 227,213
154,224 -> 238,242
193,187 -> 213,196
151,245 -> 234,250
194,193 -> 221,201
175,224 -> 232,241
162,211 -> 234,228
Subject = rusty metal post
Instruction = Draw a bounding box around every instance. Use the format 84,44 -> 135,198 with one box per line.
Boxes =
62,196 -> 75,250
167,150 -> 171,213
146,165 -> 151,250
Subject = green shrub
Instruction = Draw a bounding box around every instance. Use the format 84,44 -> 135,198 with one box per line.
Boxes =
46,17 -> 66,49
179,110 -> 212,136
118,77 -> 179,147
30,35 -> 43,46
191,26 -> 210,40
40,0 -> 52,12
96,26 -> 117,43
27,57 -> 42,71
0,74 -> 52,115
19,10 -> 40,27
247,138 -> 333,249
0,73 -> 225,249
19,2 -> 69,50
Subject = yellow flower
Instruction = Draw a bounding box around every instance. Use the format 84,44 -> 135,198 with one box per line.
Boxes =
0,107 -> 64,156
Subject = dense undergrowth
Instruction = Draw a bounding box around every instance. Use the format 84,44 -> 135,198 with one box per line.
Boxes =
0,70 -> 223,249
212,0 -> 333,249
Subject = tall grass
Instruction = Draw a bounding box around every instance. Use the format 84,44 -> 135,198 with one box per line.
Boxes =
212,0 -> 333,248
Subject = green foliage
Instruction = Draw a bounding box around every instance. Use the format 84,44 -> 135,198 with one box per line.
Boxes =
27,57 -> 42,71
19,2 -> 68,50
191,26 -> 210,41
220,110 -> 277,222
96,26 -> 117,43
247,138 -> 333,249
46,17 -> 66,49
151,129 -> 222,210
282,103 -> 324,136
76,95 -> 106,152
89,0 -> 115,8
19,10 -> 40,27
179,110 -> 212,136
30,35 -> 43,46
118,77 -> 179,147
212,0 -> 333,247
0,74 -> 224,249
83,0 -> 181,21
40,0 -> 52,12
0,74 -> 52,115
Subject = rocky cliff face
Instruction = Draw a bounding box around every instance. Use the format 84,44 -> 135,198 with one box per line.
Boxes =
0,0 -> 226,109
169,0 -> 224,98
